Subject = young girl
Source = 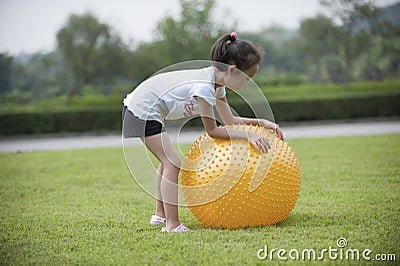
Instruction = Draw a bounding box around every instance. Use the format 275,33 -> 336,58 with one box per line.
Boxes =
122,32 -> 284,232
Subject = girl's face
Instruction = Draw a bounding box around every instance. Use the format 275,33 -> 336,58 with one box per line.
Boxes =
225,64 -> 259,92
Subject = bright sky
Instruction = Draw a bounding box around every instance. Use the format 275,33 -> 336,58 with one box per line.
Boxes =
0,0 -> 398,55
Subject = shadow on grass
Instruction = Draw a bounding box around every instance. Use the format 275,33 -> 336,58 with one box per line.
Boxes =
181,210 -> 341,232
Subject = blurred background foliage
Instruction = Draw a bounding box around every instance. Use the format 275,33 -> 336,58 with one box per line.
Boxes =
0,0 -> 399,133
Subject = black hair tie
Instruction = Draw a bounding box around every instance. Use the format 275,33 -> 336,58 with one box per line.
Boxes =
226,31 -> 237,44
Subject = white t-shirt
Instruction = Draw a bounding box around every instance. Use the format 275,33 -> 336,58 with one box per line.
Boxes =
123,67 -> 226,123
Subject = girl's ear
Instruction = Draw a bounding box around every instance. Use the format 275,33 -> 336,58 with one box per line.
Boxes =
227,65 -> 237,75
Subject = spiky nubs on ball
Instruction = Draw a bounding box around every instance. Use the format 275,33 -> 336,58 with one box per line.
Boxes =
180,124 -> 301,229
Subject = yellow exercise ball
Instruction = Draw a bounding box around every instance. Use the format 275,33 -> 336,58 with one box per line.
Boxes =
181,124 -> 301,229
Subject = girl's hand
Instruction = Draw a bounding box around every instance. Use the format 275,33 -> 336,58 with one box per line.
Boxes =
248,132 -> 271,153
274,125 -> 285,141
260,119 -> 285,141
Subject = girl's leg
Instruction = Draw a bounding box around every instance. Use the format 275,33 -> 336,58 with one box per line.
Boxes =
155,163 -> 165,218
142,132 -> 181,230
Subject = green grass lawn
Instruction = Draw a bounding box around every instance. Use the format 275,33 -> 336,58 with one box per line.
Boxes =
1,134 -> 399,265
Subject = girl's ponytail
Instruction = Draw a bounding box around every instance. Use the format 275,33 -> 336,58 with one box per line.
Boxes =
210,34 -> 233,67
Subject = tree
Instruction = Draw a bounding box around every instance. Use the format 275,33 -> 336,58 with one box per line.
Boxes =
0,53 -> 13,95
299,15 -> 342,82
8,52 -> 69,100
320,0 -> 383,86
56,13 -> 130,103
155,0 -> 228,64
241,27 -> 307,85
130,0 -> 231,84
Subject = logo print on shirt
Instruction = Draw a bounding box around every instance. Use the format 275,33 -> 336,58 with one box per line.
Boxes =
184,100 -> 195,117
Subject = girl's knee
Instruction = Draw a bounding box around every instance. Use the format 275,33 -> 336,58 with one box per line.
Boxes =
169,157 -> 181,169
160,156 -> 180,170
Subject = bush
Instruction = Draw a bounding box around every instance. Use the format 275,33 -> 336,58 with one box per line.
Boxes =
1,80 -> 398,135
269,94 -> 400,122
254,71 -> 307,87
0,94 -> 399,135
0,106 -> 122,135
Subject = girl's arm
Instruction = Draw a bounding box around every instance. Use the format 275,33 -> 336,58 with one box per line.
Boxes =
197,97 -> 271,153
215,97 -> 285,140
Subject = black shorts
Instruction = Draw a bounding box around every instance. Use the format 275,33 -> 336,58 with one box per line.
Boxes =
122,106 -> 165,138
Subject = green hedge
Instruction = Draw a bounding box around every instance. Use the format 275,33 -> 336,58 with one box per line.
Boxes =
0,94 -> 399,135
0,106 -> 122,135
223,93 -> 400,122
266,94 -> 400,122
